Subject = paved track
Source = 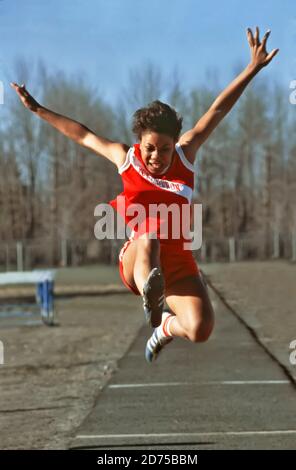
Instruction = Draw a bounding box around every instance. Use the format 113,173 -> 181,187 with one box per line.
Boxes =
70,289 -> 296,450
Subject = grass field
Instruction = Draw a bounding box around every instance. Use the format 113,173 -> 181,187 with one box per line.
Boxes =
55,264 -> 121,285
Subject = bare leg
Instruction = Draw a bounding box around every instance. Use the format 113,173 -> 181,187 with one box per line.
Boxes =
121,235 -> 161,295
133,236 -> 160,295
165,274 -> 215,342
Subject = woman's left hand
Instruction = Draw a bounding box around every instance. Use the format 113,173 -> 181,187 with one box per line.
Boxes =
246,26 -> 279,70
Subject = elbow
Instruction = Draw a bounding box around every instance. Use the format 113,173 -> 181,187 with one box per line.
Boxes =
77,126 -> 90,145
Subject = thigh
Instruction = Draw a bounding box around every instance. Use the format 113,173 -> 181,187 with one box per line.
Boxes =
120,239 -> 138,292
165,274 -> 215,328
121,235 -> 160,292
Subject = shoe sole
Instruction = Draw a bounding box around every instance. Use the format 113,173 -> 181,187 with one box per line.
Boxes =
145,335 -> 173,363
142,267 -> 165,328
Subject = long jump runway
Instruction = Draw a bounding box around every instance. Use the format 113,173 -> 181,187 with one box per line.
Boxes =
70,288 -> 296,450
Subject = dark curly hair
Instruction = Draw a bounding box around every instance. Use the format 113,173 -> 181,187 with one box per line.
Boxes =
132,100 -> 183,141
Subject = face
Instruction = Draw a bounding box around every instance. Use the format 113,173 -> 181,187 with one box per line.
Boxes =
139,131 -> 176,175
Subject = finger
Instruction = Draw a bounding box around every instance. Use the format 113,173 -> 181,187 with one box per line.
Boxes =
264,48 -> 280,65
22,84 -> 30,96
10,82 -> 29,99
261,29 -> 271,50
254,26 -> 260,46
12,83 -> 22,92
10,82 -> 19,89
15,85 -> 27,97
246,27 -> 254,47
11,84 -> 22,95
19,84 -> 30,95
246,28 -> 254,47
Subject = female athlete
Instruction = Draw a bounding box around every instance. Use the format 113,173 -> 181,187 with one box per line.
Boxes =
11,27 -> 278,362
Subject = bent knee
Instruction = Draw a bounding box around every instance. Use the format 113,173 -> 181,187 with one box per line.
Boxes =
186,318 -> 214,343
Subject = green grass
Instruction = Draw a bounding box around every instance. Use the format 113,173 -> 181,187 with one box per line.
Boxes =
55,264 -> 121,285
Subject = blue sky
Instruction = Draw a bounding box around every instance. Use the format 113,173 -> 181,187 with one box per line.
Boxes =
0,0 -> 295,106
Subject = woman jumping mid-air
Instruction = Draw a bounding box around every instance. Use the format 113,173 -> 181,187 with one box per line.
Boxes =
12,27 -> 278,362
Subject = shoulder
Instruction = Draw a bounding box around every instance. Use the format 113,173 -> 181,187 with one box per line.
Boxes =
114,143 -> 131,169
175,142 -> 195,172
117,144 -> 135,174
177,129 -> 201,164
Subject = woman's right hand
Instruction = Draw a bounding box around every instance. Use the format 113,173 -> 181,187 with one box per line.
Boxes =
10,82 -> 40,112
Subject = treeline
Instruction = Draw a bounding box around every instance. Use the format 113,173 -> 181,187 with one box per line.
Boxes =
0,59 -> 295,266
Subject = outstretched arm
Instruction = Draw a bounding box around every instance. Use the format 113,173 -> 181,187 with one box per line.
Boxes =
179,27 -> 279,163
10,83 -> 128,168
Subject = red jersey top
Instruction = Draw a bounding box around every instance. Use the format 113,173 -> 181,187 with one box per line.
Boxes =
109,142 -> 195,245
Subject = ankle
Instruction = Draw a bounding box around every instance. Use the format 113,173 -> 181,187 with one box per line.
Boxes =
159,312 -> 175,338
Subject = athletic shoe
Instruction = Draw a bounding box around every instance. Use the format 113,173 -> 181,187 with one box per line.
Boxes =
145,327 -> 173,363
142,267 -> 165,328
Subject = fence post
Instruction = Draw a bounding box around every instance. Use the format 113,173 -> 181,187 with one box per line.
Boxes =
201,240 -> 207,263
228,237 -> 236,263
61,239 -> 68,267
0,340 -> 3,365
273,230 -> 280,259
16,241 -> 24,271
110,239 -> 119,265
292,231 -> 296,262
5,244 -> 10,272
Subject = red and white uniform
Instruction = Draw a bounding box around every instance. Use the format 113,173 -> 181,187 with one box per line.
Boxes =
109,143 -> 199,295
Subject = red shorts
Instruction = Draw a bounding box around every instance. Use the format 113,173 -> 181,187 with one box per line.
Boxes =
118,239 -> 199,296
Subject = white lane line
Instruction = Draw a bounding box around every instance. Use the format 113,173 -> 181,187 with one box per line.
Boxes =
76,430 -> 296,439
108,380 -> 290,389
